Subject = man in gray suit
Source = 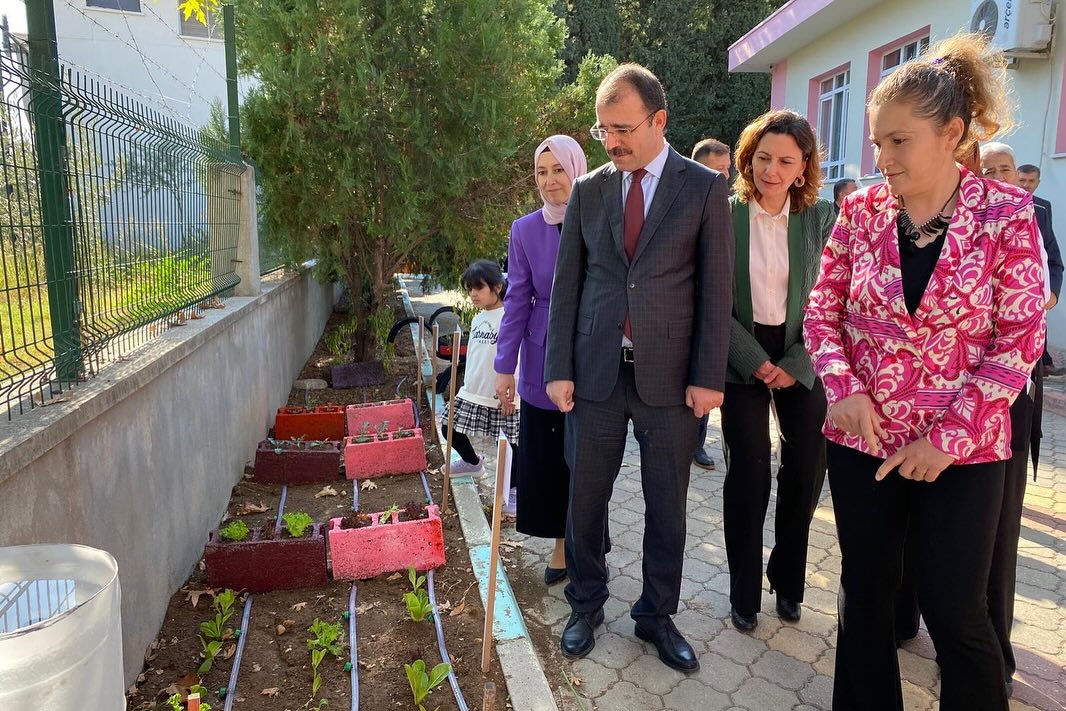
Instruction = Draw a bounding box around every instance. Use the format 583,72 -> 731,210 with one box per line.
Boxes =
545,64 -> 734,672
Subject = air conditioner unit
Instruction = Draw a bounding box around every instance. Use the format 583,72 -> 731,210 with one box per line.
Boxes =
970,0 -> 1054,54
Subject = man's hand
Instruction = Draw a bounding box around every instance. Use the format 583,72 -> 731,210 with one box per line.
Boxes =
1047,293 -> 1058,311
875,438 -> 955,482
754,360 -> 775,381
829,393 -> 883,453
762,366 -> 797,390
686,385 -> 724,418
495,373 -> 517,416
546,380 -> 575,412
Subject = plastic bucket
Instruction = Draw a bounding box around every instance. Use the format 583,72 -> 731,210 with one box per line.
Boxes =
0,544 -> 125,710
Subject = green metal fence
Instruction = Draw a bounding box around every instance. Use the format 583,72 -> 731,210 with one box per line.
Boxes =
0,29 -> 242,418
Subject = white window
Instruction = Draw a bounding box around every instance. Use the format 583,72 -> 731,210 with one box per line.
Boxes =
180,5 -> 222,39
87,0 -> 141,11
881,36 -> 929,79
818,70 -> 850,181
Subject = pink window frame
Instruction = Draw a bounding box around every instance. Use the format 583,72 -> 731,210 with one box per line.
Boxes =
861,26 -> 931,174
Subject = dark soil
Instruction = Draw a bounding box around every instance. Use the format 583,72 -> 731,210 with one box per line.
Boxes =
126,286 -> 508,711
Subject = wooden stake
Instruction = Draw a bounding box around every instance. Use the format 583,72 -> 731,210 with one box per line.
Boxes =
482,681 -> 497,710
430,322 -> 442,452
482,435 -> 509,674
442,327 -> 462,514
416,315 -> 425,409
187,692 -> 201,711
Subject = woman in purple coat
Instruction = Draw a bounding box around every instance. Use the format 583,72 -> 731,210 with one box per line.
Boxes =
495,135 -> 587,585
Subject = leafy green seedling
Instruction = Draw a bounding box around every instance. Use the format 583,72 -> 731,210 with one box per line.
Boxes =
404,659 -> 451,711
305,618 -> 344,708
219,519 -> 249,542
402,567 -> 433,622
282,511 -> 314,538
164,683 -> 212,711
379,504 -> 402,524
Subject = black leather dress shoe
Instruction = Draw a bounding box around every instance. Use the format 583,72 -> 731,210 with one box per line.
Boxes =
544,566 -> 567,585
635,619 -> 700,672
776,595 -> 801,622
561,609 -> 604,658
693,447 -> 715,470
730,606 -> 758,632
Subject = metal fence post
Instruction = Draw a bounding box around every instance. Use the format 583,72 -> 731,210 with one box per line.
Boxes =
26,0 -> 81,382
223,5 -> 240,163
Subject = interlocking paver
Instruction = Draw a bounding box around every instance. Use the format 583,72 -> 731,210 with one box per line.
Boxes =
406,281 -> 1066,710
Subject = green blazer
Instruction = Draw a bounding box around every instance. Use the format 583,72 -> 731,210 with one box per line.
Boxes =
726,195 -> 835,388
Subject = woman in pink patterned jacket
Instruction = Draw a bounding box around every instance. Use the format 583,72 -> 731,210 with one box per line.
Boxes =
803,33 -> 1046,711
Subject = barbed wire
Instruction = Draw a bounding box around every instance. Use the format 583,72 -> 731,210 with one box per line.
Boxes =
139,0 -> 227,84
59,56 -> 189,121
59,0 -> 216,122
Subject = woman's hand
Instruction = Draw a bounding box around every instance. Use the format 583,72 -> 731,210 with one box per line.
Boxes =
495,373 -> 517,416
829,393 -> 883,453
875,438 -> 955,482
762,367 -> 796,389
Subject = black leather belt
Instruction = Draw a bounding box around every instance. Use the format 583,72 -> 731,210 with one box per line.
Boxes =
621,346 -> 635,363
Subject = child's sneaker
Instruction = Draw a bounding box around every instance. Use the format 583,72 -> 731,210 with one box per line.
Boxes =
502,487 -> 517,518
448,456 -> 483,476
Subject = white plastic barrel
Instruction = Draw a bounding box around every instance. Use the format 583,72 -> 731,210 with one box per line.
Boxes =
0,544 -> 125,710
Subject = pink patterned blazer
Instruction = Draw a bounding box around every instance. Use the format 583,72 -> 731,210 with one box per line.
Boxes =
803,168 -> 1046,465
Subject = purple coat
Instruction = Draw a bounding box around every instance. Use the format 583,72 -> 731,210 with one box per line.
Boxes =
494,209 -> 560,411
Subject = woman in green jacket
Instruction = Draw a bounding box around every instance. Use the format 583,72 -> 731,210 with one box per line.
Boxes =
722,110 -> 835,632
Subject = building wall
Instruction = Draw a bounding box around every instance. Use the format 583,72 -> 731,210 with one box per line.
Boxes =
0,269 -> 337,684
773,0 -> 1066,345
53,0 -> 231,127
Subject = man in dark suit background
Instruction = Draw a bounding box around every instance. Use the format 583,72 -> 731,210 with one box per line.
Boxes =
1017,162 -> 1065,376
544,63 -> 734,672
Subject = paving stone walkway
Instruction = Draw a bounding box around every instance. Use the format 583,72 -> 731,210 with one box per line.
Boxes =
406,279 -> 1066,711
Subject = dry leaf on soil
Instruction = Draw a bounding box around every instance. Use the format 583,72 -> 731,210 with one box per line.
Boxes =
236,501 -> 269,515
182,586 -> 215,608
220,643 -> 236,661
386,572 -> 403,581
314,486 -> 339,498
291,601 -> 308,611
261,687 -> 280,697
359,480 -> 378,491
449,599 -> 466,617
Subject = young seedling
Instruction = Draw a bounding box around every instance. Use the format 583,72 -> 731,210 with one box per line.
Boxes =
393,429 -> 416,439
402,500 -> 428,521
197,590 -> 237,675
358,421 -> 372,436
404,658 -> 451,711
218,519 -> 249,542
402,566 -> 433,622
379,504 -> 402,524
282,511 -> 314,538
306,619 -> 344,708
376,420 -> 390,436
165,684 -> 212,711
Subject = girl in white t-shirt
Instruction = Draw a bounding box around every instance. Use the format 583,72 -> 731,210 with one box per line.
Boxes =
444,260 -> 520,510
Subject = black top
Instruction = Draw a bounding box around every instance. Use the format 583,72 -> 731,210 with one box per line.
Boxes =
898,222 -> 947,315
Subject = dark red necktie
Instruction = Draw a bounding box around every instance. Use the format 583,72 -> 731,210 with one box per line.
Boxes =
623,168 -> 646,339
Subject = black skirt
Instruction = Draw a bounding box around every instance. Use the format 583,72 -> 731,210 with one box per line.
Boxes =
515,401 -> 570,538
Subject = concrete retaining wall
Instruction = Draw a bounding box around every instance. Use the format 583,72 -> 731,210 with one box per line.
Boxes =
0,267 -> 337,683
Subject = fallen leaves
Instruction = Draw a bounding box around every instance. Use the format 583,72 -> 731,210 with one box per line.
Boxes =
314,485 -> 339,498
354,600 -> 380,615
261,687 -> 280,697
220,643 -> 236,661
359,480 -> 378,491
162,672 -> 201,700
386,572 -> 403,581
182,586 -> 216,608
235,501 -> 269,515
290,601 -> 308,612
449,599 -> 466,617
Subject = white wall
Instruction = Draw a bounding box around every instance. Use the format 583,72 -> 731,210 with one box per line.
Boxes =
776,0 -> 1066,346
53,0 -> 231,128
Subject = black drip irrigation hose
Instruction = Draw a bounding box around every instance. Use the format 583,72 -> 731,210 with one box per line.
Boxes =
222,595 -> 254,711
348,584 -> 360,711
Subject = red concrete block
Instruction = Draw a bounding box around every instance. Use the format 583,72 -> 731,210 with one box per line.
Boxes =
343,428 -> 427,479
253,440 -> 341,485
327,505 -> 445,580
205,524 -> 328,593
344,398 -> 416,434
274,405 -> 346,441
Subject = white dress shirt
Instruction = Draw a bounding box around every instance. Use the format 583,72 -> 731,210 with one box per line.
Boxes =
749,195 -> 790,326
620,142 -> 671,346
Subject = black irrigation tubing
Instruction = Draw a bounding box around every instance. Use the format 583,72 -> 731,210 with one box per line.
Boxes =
222,594 -> 254,711
276,485 -> 289,529
348,584 -> 360,711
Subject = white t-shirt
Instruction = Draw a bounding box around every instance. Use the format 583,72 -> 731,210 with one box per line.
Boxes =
457,307 -> 520,409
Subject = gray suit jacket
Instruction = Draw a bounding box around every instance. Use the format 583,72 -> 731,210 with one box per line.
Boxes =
544,148 -> 735,406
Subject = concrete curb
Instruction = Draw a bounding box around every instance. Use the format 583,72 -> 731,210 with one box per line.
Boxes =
396,276 -> 559,711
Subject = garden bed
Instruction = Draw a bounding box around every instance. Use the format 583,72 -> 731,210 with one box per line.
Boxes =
126,288 -> 507,710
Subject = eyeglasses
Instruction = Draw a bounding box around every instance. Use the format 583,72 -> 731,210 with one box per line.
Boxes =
589,111 -> 658,142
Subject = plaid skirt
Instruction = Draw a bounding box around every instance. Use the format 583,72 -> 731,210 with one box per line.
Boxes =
448,397 -> 520,445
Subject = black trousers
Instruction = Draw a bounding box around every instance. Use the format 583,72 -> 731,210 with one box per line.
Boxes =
829,442 -> 1008,711
564,359 -> 698,620
720,324 -> 827,615
894,381 -> 1036,677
